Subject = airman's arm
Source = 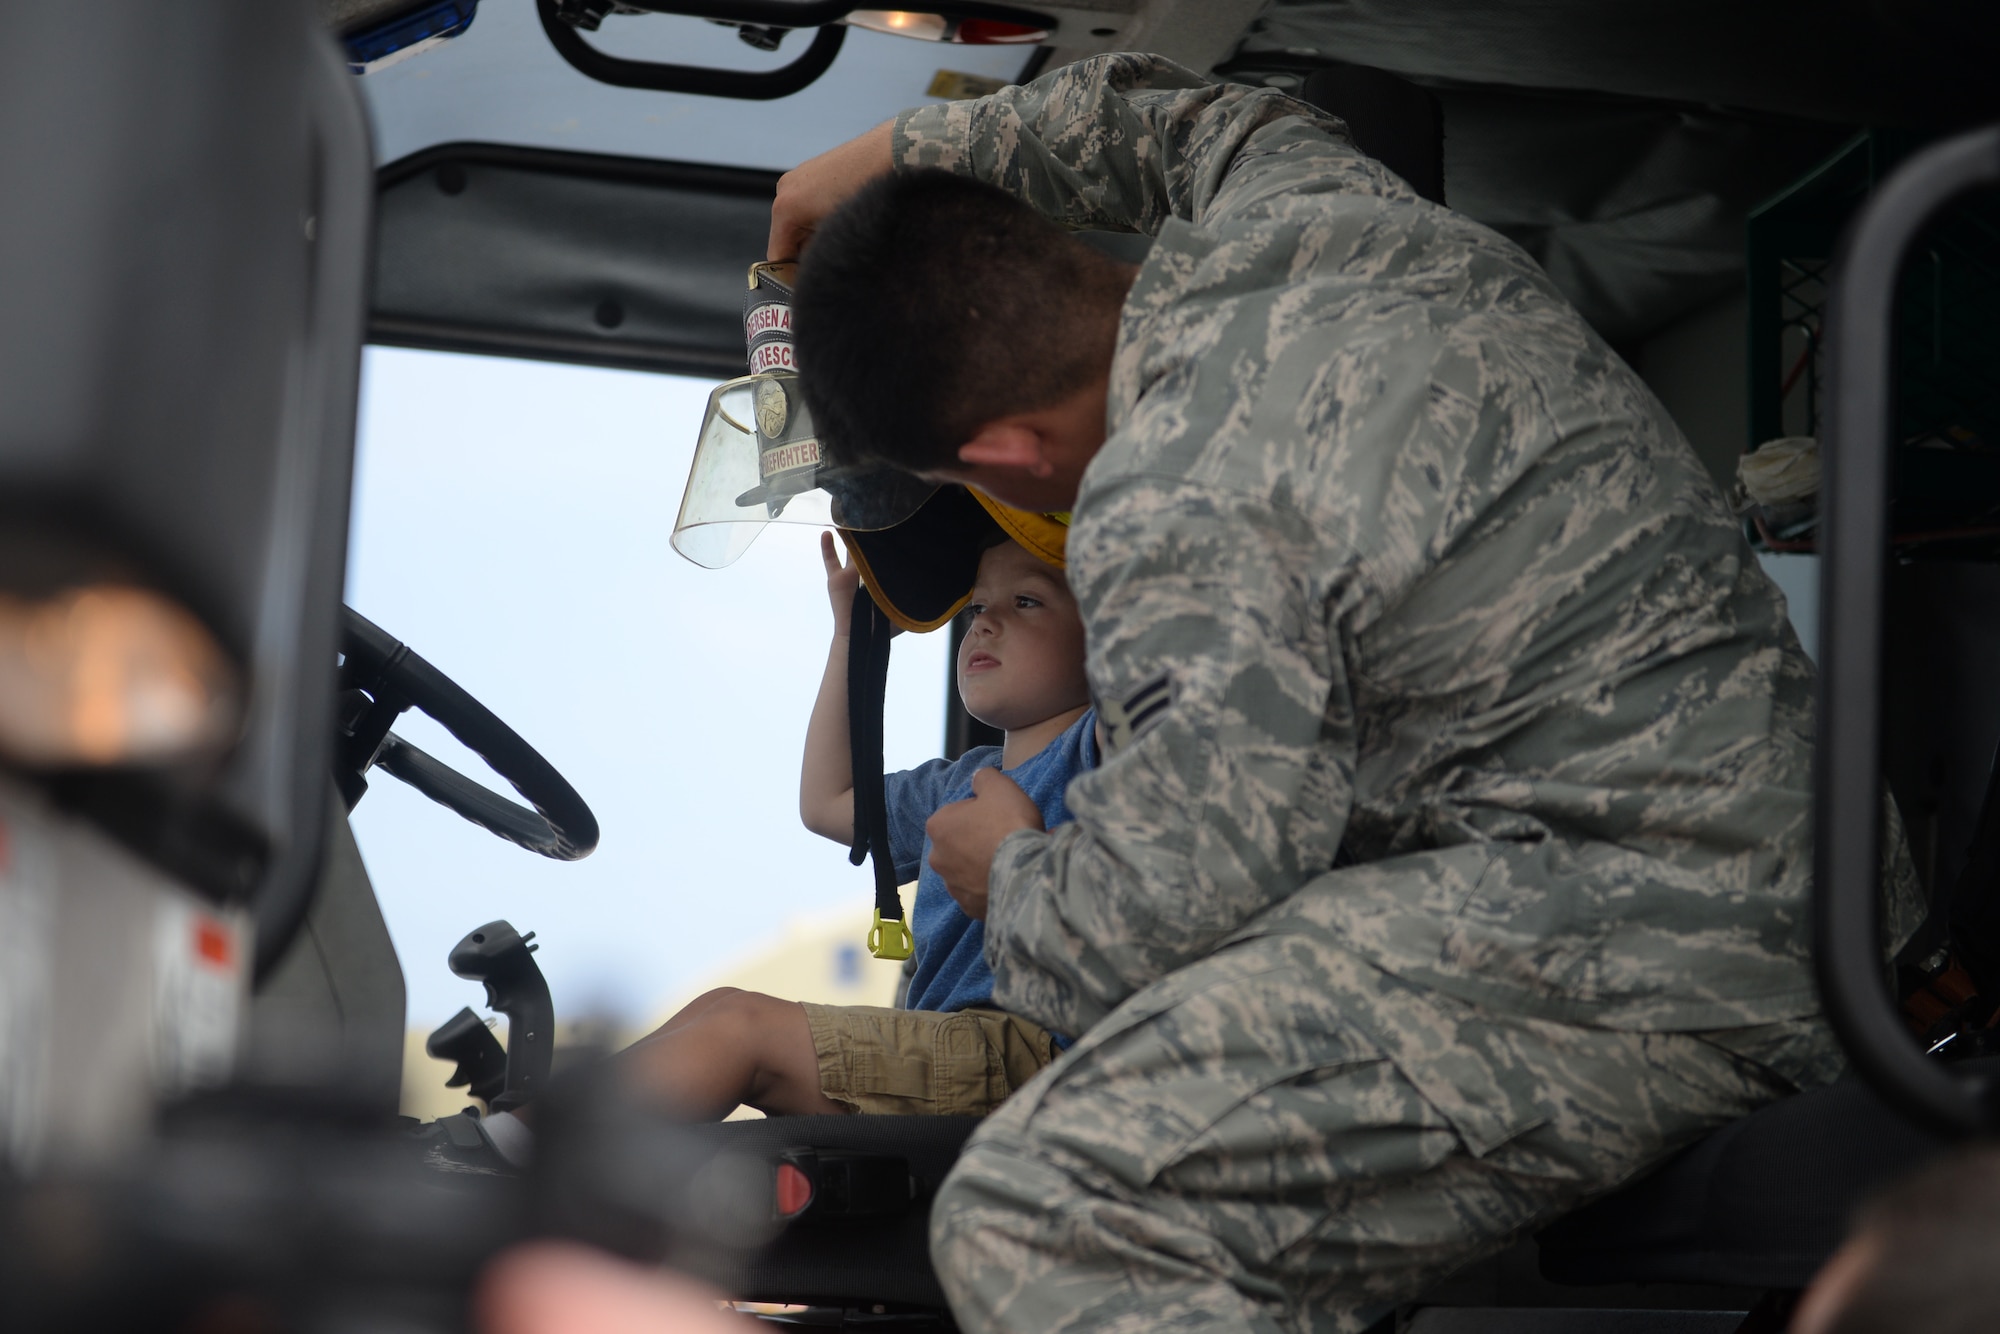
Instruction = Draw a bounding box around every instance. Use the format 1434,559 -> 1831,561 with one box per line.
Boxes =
981,478 -> 1357,1036
893,52 -> 1373,235
767,55 -> 1381,261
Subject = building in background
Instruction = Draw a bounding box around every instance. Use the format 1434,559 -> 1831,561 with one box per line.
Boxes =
402,906 -> 905,1121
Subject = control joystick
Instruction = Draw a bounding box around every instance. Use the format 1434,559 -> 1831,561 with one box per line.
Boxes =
434,919 -> 554,1111
426,1008 -> 508,1106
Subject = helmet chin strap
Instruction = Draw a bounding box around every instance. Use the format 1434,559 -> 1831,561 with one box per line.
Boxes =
847,583 -> 913,960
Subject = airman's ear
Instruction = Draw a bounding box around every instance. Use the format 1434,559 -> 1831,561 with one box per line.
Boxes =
957,423 -> 1056,477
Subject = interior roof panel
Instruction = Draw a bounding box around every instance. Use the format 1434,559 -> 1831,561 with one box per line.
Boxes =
371,142 -> 777,377
356,1 -> 1997,367
355,2 -> 1032,170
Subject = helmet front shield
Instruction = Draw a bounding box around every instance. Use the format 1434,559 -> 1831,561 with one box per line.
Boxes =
670,375 -> 938,569
670,260 -> 936,568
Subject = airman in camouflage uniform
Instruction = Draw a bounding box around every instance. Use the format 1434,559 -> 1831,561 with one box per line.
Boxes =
863,53 -> 1917,1332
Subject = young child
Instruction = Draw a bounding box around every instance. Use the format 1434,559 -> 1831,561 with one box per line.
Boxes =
613,526 -> 1095,1121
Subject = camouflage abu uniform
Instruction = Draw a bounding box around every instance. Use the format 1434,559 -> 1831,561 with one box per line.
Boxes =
892,55 -> 1915,1332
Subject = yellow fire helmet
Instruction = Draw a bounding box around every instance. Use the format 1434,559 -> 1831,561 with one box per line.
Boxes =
842,486 -> 1069,633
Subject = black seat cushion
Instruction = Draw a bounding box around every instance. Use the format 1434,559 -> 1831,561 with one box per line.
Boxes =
690,1066 -> 1978,1304
686,1114 -> 980,1308
1536,1065 -> 1984,1289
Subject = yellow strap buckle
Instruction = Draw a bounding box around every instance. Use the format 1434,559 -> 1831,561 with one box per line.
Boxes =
868,910 -> 914,961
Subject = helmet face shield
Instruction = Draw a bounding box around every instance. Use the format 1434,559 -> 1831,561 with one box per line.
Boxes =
670,260 -> 938,569
670,374 -> 939,569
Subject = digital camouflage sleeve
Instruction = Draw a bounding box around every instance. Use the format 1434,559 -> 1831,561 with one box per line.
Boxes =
894,55 -> 1920,1040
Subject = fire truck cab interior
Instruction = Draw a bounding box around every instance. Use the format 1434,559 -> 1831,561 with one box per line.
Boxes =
3,1 -> 1998,1330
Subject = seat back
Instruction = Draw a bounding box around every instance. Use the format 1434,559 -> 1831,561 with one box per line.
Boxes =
1536,1062 -> 1996,1288
0,0 -> 373,1167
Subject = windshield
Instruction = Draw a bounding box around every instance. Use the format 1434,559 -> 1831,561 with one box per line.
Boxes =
345,346 -> 948,1034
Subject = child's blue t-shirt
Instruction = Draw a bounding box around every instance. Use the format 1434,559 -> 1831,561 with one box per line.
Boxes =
883,709 -> 1097,1018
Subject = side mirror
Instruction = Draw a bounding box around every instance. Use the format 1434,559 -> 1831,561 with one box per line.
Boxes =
1816,123 -> 2000,1136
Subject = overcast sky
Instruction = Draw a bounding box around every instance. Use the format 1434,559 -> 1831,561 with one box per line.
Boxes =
345,348 -> 949,1028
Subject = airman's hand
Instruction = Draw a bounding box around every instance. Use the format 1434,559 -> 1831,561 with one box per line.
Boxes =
768,120 -> 895,261
925,767 -> 1042,920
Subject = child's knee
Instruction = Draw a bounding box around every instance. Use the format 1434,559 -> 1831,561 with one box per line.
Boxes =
691,988 -> 801,1045
689,985 -> 751,1014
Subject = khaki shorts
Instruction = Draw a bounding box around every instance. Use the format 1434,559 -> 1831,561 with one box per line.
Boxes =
802,1003 -> 1059,1116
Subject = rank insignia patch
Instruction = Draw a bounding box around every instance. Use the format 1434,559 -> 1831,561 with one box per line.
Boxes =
1099,673 -> 1172,754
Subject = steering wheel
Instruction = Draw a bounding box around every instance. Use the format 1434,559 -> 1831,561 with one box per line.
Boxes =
335,607 -> 598,860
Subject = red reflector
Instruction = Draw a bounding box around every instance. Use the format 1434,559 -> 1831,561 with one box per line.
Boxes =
775,1163 -> 814,1217
956,18 -> 1047,43
194,917 -> 234,969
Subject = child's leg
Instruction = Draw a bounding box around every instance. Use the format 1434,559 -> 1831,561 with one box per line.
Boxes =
617,987 -> 848,1120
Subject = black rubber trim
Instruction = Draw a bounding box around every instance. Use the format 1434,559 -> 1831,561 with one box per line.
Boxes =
1816,123 -> 2000,1138
367,314 -> 750,379
611,0 -> 858,24
537,0 -> 845,101
608,0 -> 1055,27
342,608 -> 598,860
253,39 -> 375,984
376,139 -> 783,195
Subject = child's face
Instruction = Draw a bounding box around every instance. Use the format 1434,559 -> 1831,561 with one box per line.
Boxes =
956,539 -> 1090,733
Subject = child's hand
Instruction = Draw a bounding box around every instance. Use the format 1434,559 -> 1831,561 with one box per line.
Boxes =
479,1242 -> 749,1334
821,531 -> 862,636
925,768 -> 1044,920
